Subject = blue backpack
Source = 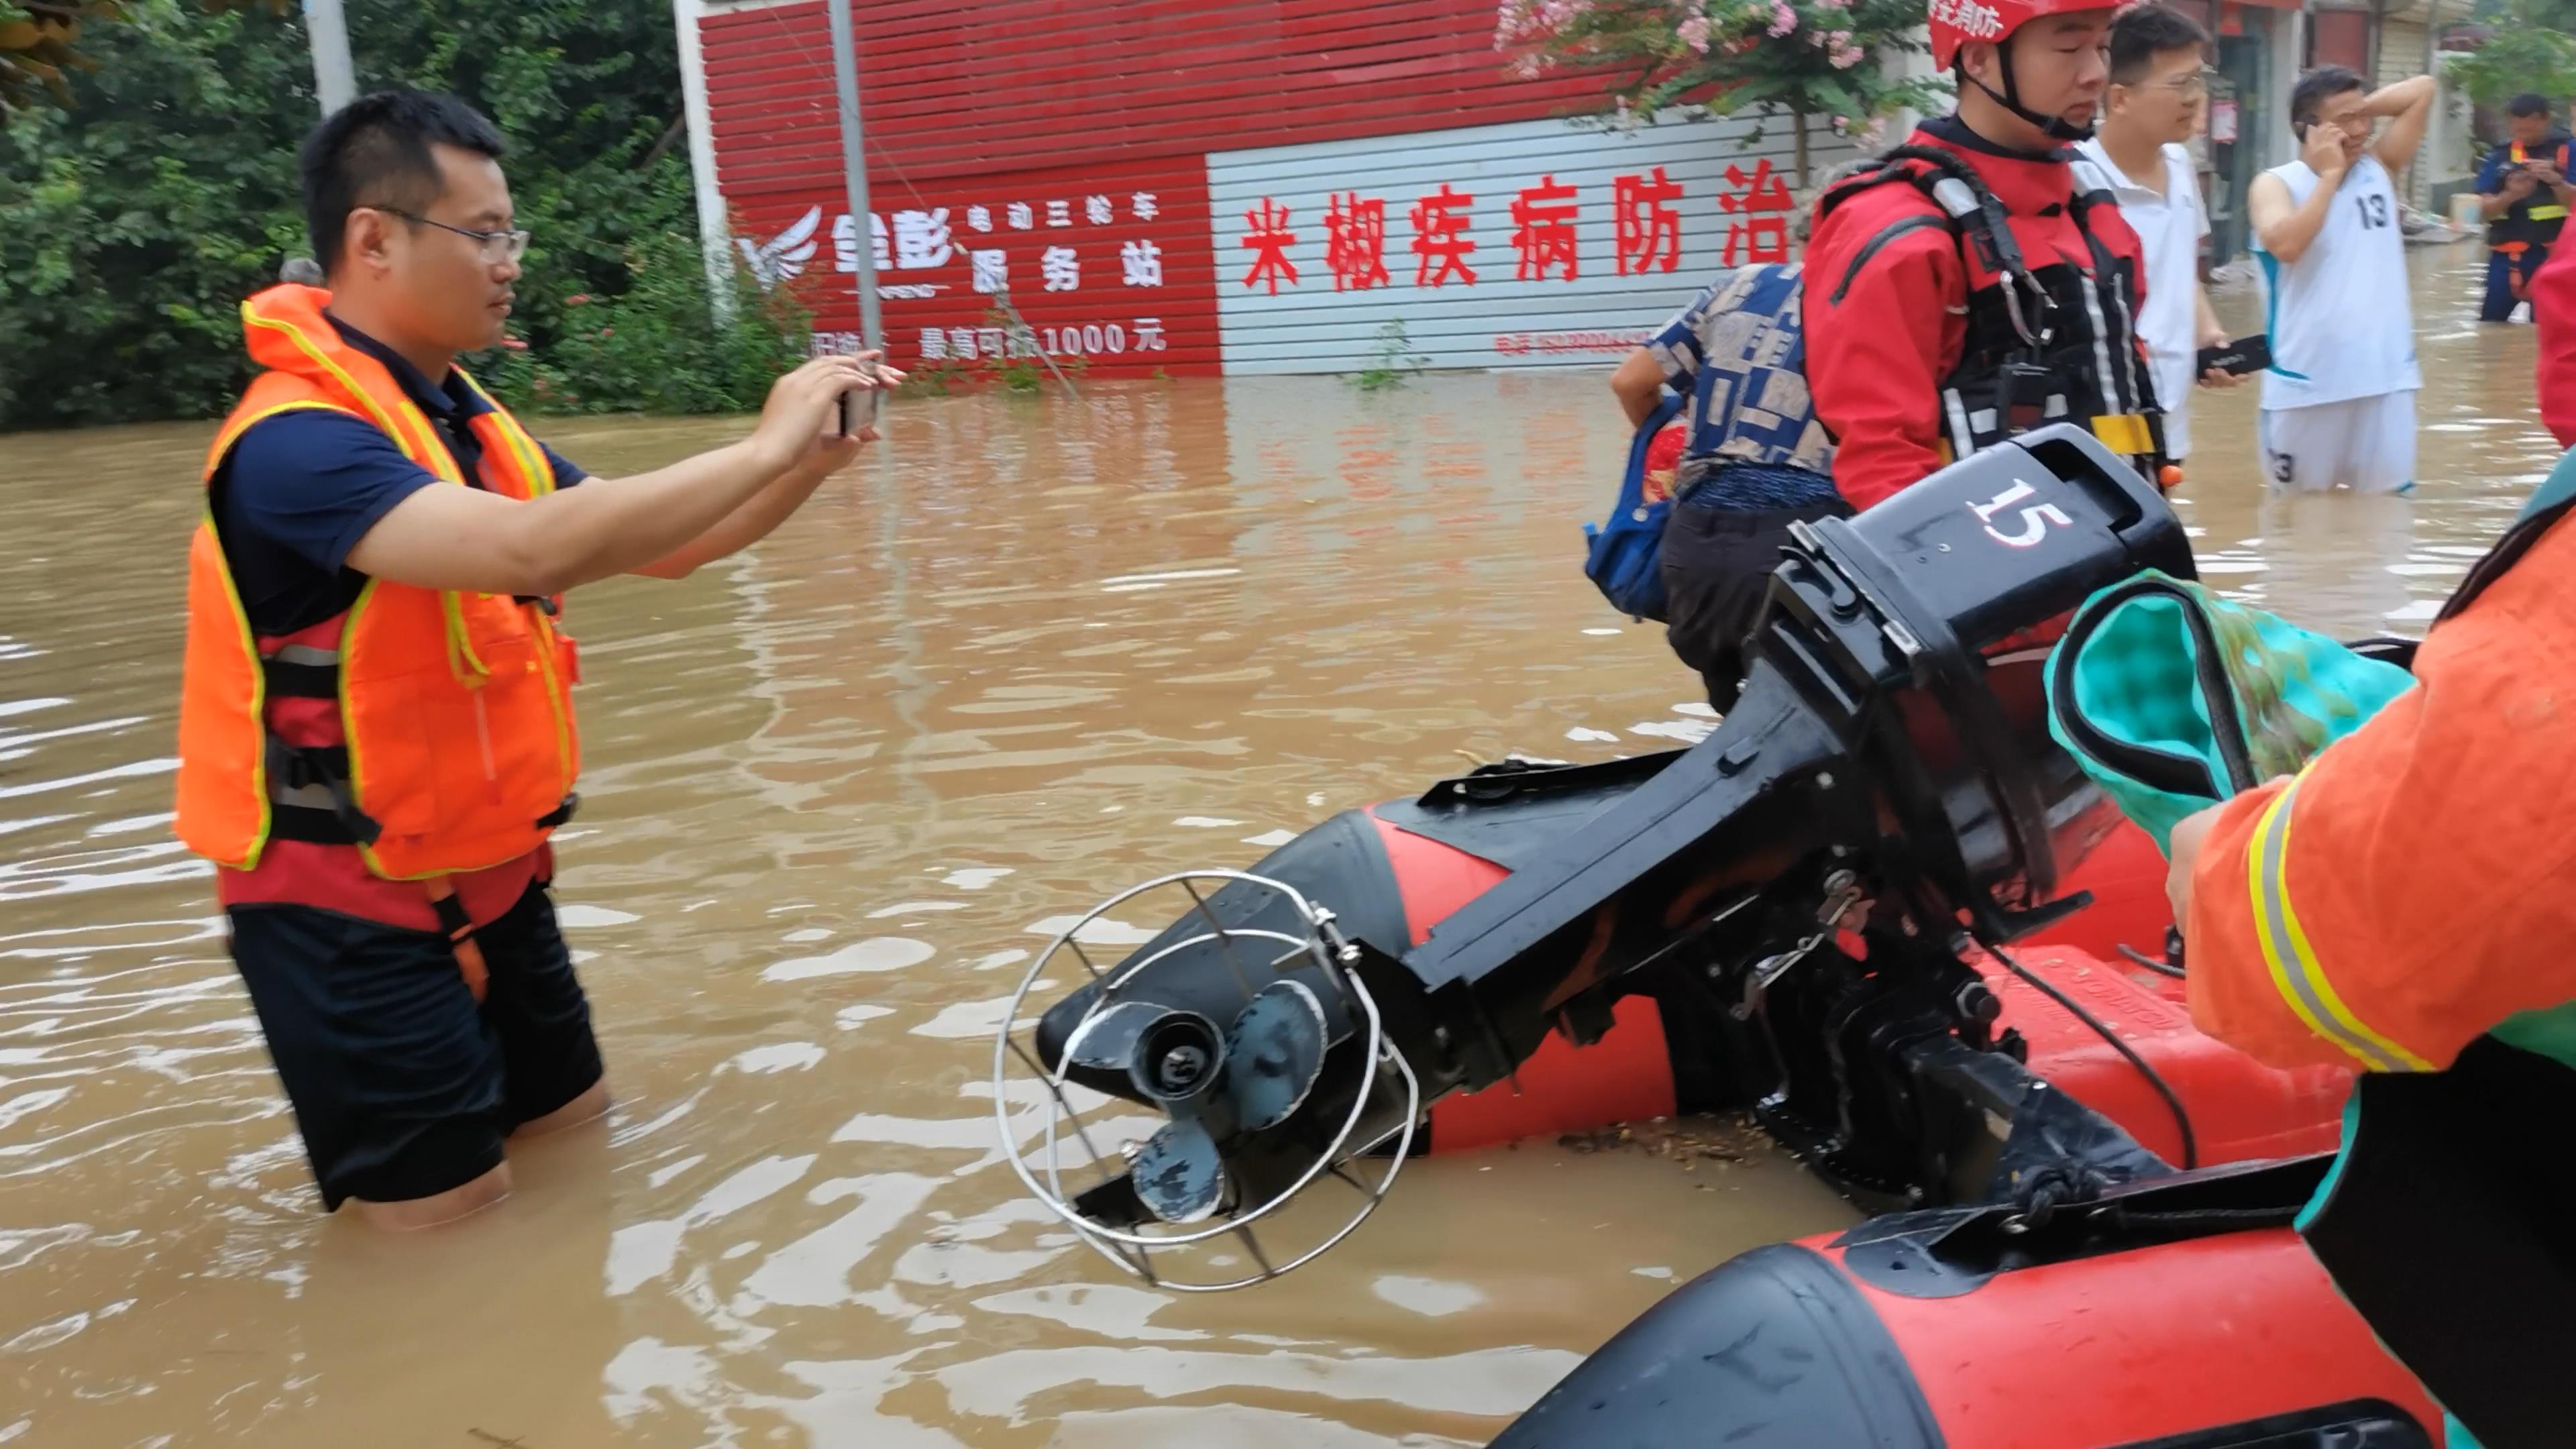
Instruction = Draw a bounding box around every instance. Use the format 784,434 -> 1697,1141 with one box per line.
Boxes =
1582,391 -> 1686,622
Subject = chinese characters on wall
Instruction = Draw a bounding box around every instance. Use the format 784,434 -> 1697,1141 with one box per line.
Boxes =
1224,160 -> 1799,294
784,188 -> 1181,362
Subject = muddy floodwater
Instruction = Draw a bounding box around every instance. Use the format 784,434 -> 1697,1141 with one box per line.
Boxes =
0,247 -> 2559,1446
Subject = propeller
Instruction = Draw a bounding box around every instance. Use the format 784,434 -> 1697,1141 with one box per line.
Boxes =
1064,981 -> 1338,1226
1226,980 -> 1330,1130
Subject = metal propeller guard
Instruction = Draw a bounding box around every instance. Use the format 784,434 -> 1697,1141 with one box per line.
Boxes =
990,869 -> 1420,1292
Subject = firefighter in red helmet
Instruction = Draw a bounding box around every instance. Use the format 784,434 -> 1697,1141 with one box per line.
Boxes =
1804,0 -> 2168,513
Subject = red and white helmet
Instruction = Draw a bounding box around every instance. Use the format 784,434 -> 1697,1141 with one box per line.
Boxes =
1927,0 -> 2100,68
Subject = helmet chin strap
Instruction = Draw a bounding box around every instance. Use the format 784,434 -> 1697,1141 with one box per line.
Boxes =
1967,37 -> 2096,144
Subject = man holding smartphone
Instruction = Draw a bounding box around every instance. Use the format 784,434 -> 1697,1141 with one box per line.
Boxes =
173,89 -> 896,1230
2474,94 -> 2574,324
2077,3 -> 2243,466
2249,66 -> 2436,494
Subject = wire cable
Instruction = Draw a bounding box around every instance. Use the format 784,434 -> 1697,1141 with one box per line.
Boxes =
2116,941 -> 2188,980
1988,939 -> 2198,1170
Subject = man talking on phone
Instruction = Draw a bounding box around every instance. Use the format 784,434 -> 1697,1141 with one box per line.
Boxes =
2249,66 -> 2436,494
173,89 -> 895,1230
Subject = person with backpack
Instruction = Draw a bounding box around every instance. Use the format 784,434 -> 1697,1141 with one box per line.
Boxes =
1606,260 -> 1843,712
1803,0 -> 2167,513
1591,0 -> 2164,706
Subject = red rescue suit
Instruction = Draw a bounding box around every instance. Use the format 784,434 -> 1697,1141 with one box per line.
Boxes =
1805,117 -> 2163,512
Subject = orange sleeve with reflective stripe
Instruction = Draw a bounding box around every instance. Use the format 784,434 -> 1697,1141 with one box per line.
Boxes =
2185,515 -> 2576,1073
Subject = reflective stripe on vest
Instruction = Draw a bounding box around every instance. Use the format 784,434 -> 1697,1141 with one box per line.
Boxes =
2245,773 -> 2436,1072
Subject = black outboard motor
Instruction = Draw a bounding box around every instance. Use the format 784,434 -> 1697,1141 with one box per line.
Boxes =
995,425 -> 2193,1279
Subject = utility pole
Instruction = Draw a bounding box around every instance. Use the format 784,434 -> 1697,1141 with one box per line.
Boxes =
304,0 -> 356,115
823,0 -> 883,354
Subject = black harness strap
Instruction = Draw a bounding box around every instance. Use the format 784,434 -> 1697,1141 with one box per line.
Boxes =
264,738 -> 384,847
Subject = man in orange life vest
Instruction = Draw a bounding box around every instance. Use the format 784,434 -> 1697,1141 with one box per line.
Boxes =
175,90 -> 889,1230
1804,0 -> 2165,511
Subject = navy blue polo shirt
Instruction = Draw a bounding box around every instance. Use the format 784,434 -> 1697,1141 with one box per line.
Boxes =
212,317 -> 585,638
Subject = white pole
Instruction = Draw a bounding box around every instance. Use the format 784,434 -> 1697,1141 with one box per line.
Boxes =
672,0 -> 737,325
823,0 -> 883,354
303,0 -> 356,116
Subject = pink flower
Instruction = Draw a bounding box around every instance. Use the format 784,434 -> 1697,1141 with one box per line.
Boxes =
1678,12 -> 1711,51
1833,42 -> 1865,66
1767,1 -> 1796,36
564,292 -> 591,305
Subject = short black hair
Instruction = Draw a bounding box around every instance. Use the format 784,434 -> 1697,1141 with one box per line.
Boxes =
300,89 -> 506,273
2290,65 -> 2367,127
2108,5 -> 2210,87
2508,93 -> 2553,119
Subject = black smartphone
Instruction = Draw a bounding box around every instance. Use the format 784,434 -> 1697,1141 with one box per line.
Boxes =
837,362 -> 881,437
2196,334 -> 2272,378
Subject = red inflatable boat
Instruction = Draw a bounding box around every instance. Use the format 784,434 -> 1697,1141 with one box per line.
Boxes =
998,429 -> 2452,1446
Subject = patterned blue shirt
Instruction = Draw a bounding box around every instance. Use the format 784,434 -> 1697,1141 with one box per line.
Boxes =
1646,264 -> 1837,509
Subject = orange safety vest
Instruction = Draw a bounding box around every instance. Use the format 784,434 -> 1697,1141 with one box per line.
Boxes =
174,284 -> 581,902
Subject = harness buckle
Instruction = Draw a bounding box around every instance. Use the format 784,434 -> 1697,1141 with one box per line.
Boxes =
264,739 -> 384,847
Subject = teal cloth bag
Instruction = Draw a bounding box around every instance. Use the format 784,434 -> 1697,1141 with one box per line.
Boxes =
2043,569 -> 2418,855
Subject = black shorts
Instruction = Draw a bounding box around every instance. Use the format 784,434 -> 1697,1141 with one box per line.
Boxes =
227,879 -> 604,1211
1660,496 -> 1852,711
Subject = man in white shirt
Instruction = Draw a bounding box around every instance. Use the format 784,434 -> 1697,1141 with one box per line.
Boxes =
2078,3 -> 2239,464
2250,66 -> 2437,493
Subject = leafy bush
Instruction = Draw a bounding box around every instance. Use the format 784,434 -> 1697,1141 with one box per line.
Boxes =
1496,0 -> 1951,186
0,0 -> 786,428
2447,2 -> 2576,115
479,179 -> 813,416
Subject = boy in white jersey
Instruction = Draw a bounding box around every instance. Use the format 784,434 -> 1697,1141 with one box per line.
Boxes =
2250,66 -> 2436,494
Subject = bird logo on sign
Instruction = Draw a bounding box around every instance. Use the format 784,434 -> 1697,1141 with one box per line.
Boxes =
738,205 -> 822,288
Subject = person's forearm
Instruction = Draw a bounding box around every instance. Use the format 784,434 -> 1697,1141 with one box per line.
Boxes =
2194,285 -> 2224,347
633,458 -> 833,579
2365,74 -> 2434,118
2367,75 -> 2437,172
521,439 -> 789,593
1611,347 -> 1664,429
2482,190 -> 2516,218
2260,177 -> 2342,265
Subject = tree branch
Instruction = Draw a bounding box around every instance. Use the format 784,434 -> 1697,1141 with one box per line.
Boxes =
639,113 -> 684,170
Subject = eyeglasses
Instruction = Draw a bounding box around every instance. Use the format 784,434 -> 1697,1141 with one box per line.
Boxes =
372,207 -> 531,264
2144,68 -> 2215,98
